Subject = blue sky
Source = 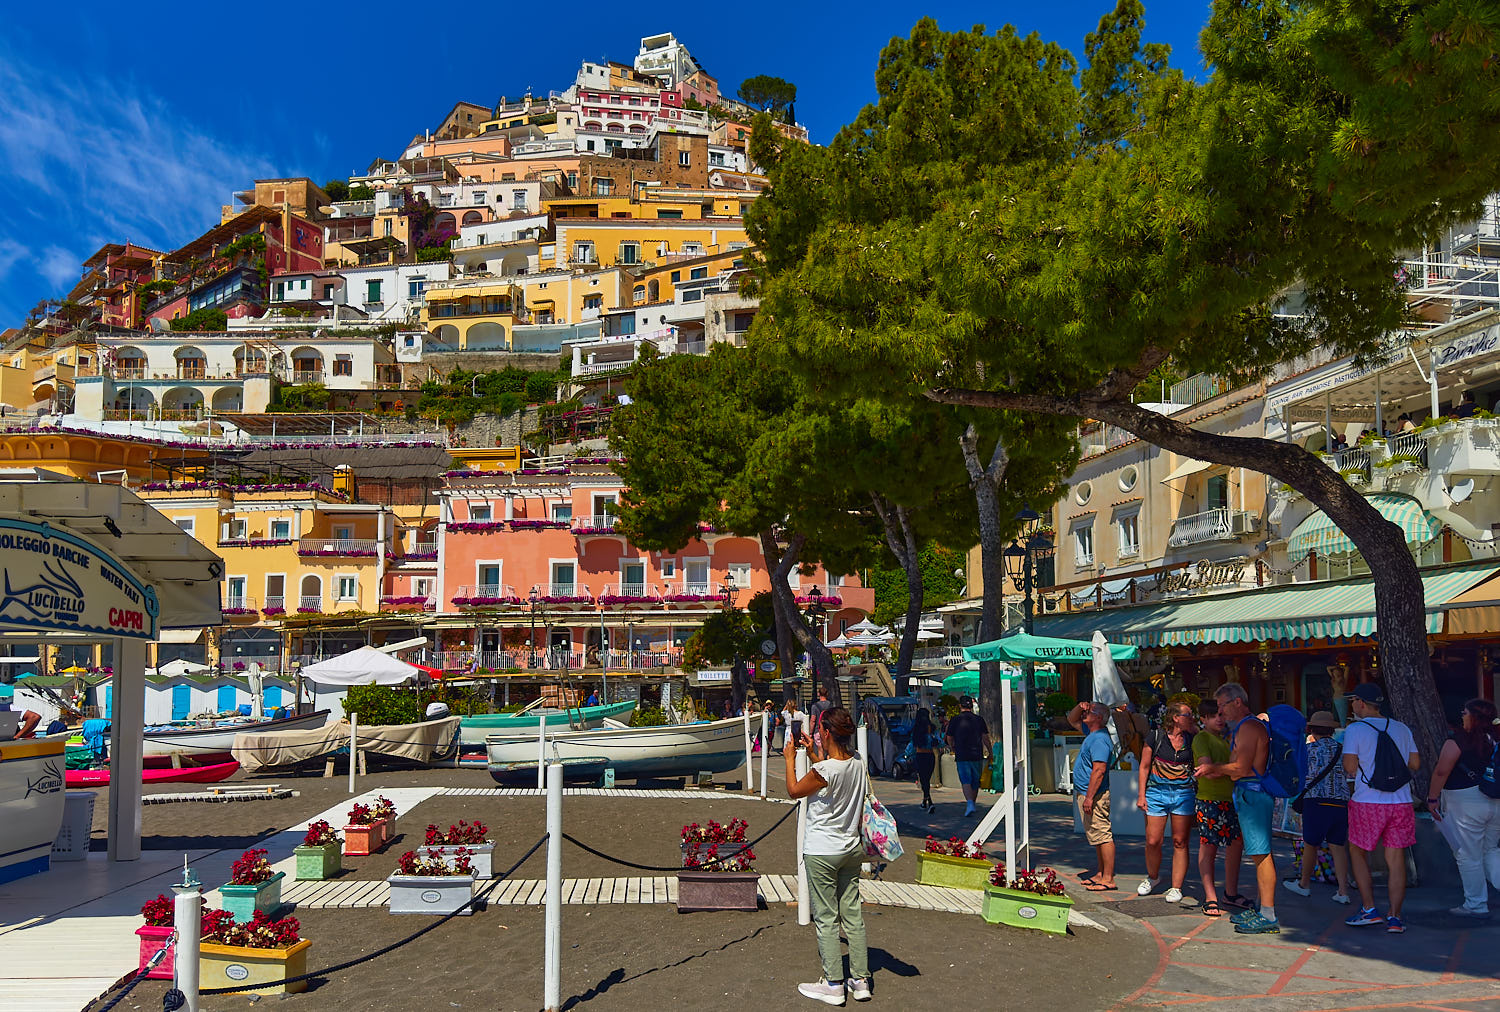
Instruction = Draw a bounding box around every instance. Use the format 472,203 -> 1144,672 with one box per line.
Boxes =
0,1 -> 1213,329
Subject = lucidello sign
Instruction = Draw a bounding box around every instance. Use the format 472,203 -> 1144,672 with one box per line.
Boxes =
0,517 -> 159,639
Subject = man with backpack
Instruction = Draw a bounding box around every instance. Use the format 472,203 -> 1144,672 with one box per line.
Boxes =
1341,683 -> 1421,933
1195,683 -> 1283,934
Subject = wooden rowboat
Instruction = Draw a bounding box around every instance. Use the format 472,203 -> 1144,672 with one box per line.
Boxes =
65,760 -> 240,788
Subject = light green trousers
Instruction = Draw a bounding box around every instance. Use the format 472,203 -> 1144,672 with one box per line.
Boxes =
805,845 -> 869,982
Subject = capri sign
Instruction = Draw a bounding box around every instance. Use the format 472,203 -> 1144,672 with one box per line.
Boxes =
0,518 -> 159,639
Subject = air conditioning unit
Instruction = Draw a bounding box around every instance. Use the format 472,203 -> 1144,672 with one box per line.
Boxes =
1230,512 -> 1261,536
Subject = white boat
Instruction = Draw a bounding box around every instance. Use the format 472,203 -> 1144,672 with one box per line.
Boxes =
0,731 -> 67,884
142,709 -> 331,764
485,716 -> 747,780
458,700 -> 638,746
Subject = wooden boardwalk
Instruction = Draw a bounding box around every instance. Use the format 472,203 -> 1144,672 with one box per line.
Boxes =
441,787 -> 796,804
281,874 -> 982,915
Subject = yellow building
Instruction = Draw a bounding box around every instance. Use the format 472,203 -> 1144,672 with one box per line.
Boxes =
424,268 -> 628,348
538,217 -> 749,274
0,429 -> 160,480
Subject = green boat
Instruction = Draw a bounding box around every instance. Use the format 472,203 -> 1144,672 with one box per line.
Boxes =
458,700 -> 637,746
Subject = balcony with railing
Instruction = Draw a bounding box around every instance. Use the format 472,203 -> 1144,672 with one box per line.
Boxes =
795,584 -> 846,607
1167,507 -> 1259,548
451,584 -> 522,608
571,514 -> 622,537
597,582 -> 661,605
909,646 -> 967,669
379,594 -> 437,610
222,596 -> 257,616
291,369 -> 324,384
297,538 -> 380,558
263,595 -> 286,614
297,595 -> 323,613
538,582 -> 592,604
663,580 -> 722,604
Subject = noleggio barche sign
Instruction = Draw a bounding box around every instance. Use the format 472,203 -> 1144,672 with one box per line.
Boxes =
0,517 -> 159,639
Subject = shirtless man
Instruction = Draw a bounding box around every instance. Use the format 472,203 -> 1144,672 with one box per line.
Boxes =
1196,682 -> 1278,933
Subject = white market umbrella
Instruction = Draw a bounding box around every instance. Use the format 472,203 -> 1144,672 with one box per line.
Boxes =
1090,630 -> 1129,708
827,635 -> 851,649
914,628 -> 944,642
846,618 -> 884,635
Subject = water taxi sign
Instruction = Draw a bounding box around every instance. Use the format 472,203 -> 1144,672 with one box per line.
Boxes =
0,517 -> 159,640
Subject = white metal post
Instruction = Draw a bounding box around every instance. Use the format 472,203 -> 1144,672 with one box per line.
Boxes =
796,746 -> 810,925
348,713 -> 358,794
856,723 -> 869,769
173,859 -> 201,1012
543,763 -> 563,1012
759,710 -> 769,799
537,718 -> 547,791
742,709 -> 752,793
109,637 -> 146,862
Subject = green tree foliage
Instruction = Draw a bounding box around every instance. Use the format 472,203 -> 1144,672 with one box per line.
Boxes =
746,0 -> 1500,771
869,544 -> 966,626
416,367 -> 560,424
169,307 -> 228,332
348,184 -> 375,202
270,382 -> 332,412
737,74 -> 797,122
341,684 -> 423,725
322,179 -> 349,202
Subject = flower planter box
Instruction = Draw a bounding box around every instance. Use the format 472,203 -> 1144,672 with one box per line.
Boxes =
416,842 -> 495,878
981,884 -> 1074,935
200,938 -> 312,995
916,851 -> 994,891
294,842 -> 342,881
135,924 -> 175,980
219,871 -> 285,923
676,871 -> 761,912
387,873 -> 477,915
343,818 -> 392,857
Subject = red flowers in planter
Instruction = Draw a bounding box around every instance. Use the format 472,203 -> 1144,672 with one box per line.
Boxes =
302,820 -> 339,847
425,819 -> 488,845
140,893 -> 175,927
397,848 -> 474,876
347,802 -> 374,826
989,863 -> 1066,896
228,848 -> 274,886
372,796 -> 396,821
923,836 -> 987,860
202,908 -> 301,948
681,819 -> 755,873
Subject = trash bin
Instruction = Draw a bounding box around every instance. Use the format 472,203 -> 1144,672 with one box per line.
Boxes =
938,752 -> 958,789
52,791 -> 96,861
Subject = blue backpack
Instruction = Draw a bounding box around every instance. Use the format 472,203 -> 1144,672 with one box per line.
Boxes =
1232,706 -> 1307,798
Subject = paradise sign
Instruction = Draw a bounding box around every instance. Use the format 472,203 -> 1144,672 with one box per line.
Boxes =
0,517 -> 159,639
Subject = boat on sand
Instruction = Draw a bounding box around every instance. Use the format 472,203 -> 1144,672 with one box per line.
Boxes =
485,716 -> 745,780
458,700 -> 637,746
65,760 -> 240,789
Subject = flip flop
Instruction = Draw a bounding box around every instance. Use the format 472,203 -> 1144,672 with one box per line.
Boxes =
1085,881 -> 1117,892
1222,893 -> 1253,910
1202,900 -> 1224,917
1078,873 -> 1098,884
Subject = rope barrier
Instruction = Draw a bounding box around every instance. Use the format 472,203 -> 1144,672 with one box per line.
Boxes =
86,932 -> 175,1012
560,803 -> 797,872
199,833 -> 549,996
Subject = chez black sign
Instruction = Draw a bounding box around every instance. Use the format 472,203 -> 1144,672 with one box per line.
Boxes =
1156,558 -> 1251,594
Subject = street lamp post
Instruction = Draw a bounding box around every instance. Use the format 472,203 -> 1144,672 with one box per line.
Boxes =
803,585 -> 827,702
1004,507 -> 1044,705
722,574 -> 741,706
528,585 -> 540,669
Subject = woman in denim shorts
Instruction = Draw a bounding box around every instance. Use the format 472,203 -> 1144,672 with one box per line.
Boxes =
1137,702 -> 1199,903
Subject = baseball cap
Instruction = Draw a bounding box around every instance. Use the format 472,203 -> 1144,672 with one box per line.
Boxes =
1345,683 -> 1385,704
959,695 -> 975,709
1307,710 -> 1340,729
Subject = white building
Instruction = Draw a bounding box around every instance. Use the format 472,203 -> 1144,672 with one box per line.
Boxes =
635,32 -> 701,87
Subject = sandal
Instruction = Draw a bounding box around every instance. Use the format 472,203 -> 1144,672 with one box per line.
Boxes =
1085,881 -> 1117,892
1222,893 -> 1253,910
1202,900 -> 1224,917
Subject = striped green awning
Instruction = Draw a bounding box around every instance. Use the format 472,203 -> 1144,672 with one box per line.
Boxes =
1032,561 -> 1500,648
1287,494 -> 1437,560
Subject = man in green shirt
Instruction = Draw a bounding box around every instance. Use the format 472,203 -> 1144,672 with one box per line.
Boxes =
1192,699 -> 1244,916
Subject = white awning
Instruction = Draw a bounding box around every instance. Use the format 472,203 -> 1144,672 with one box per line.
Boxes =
1159,457 -> 1213,484
156,628 -> 205,644
300,645 -> 421,686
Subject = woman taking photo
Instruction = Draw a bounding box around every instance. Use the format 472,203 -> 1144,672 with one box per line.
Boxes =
1427,698 -> 1500,917
785,706 -> 871,1005
909,708 -> 939,813
1137,701 -> 1199,904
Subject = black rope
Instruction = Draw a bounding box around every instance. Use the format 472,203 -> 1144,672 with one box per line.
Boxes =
561,803 -> 797,872
86,933 -> 174,1012
200,833 -> 548,995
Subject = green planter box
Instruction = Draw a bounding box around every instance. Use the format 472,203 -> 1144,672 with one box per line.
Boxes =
294,843 -> 341,881
915,851 -> 994,891
219,871 -> 285,923
981,884 -> 1073,935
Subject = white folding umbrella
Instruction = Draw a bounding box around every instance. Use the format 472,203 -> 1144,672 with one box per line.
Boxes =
246,662 -> 265,718
1090,630 -> 1129,708
914,628 -> 944,642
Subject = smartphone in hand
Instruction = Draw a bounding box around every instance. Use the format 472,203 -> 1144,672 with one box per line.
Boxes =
790,721 -> 803,744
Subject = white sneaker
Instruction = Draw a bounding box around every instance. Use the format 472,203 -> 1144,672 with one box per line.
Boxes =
1163,887 -> 1183,904
847,979 -> 872,1002
1332,892 -> 1352,905
1282,880 -> 1311,897
798,979 -> 846,1006
1137,877 -> 1159,896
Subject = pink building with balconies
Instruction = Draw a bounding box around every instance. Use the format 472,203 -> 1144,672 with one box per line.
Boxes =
435,464 -> 873,670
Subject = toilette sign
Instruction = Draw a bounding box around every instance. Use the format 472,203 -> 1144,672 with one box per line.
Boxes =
0,517 -> 159,639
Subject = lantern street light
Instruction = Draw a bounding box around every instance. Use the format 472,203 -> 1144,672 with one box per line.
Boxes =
528,585 -> 540,669
1003,507 -> 1045,702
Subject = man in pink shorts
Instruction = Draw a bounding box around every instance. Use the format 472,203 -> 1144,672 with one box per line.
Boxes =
1341,683 -> 1422,934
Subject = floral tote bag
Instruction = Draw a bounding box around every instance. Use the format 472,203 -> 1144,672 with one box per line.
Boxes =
861,767 -> 904,861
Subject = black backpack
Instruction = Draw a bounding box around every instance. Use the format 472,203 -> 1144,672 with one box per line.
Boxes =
1355,719 -> 1413,793
1479,741 -> 1500,800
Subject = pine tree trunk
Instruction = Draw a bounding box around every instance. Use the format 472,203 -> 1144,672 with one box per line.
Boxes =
873,494 -> 923,695
760,530 -> 840,706
960,426 -> 1010,736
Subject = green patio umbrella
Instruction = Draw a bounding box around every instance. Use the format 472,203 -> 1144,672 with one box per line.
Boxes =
961,631 -> 1138,665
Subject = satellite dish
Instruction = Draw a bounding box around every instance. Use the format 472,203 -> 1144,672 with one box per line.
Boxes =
1448,477 -> 1476,503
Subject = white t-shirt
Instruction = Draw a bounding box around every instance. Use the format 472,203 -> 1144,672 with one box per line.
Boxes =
1343,718 -> 1418,805
804,755 -> 865,856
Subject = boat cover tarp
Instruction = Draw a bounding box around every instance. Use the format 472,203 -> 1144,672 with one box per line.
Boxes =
233,716 -> 460,772
299,646 -> 422,686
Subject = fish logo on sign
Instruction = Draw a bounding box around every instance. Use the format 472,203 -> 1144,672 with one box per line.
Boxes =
1,560 -> 86,625
25,760 -> 63,798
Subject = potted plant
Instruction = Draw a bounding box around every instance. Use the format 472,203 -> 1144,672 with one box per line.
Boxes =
981,864 -> 1074,935
218,848 -> 284,923
387,848 -> 477,915
135,894 -> 178,980
677,819 -> 759,912
294,820 -> 342,881
199,907 -> 312,994
417,820 -> 495,877
916,837 -> 993,890
343,796 -> 396,856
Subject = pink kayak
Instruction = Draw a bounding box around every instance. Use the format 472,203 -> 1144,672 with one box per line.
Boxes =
66,760 -> 240,788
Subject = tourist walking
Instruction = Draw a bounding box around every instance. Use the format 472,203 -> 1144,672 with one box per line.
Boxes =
763,698 -> 780,751
1196,683 -> 1279,933
784,697 -> 807,751
784,707 -> 871,1005
1137,701 -> 1198,903
1193,699 -> 1244,916
945,696 -> 991,817
1426,698 -> 1500,917
1341,683 -> 1421,933
1068,701 -> 1117,891
909,708 -> 939,812
1283,711 -> 1353,905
